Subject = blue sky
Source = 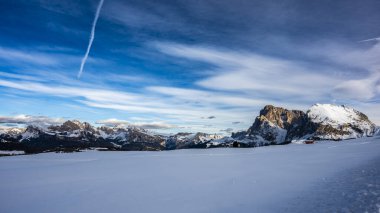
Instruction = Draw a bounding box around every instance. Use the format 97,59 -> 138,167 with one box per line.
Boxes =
0,0 -> 379,133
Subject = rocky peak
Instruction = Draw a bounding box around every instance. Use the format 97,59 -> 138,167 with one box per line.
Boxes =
250,105 -> 307,131
243,105 -> 308,145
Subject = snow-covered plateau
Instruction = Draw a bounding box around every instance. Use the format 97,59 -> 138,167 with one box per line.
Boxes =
0,136 -> 379,213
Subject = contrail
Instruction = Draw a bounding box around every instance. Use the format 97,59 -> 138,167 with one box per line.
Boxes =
78,0 -> 105,79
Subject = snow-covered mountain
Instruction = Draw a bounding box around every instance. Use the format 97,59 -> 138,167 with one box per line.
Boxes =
307,104 -> 376,140
165,132 -> 224,149
231,104 -> 376,146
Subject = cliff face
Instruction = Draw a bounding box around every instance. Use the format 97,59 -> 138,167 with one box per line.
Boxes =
233,104 -> 376,145
246,105 -> 310,144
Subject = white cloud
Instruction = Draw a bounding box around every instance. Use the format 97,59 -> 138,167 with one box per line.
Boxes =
220,128 -> 234,133
0,115 -> 65,125
332,73 -> 380,101
96,118 -> 130,126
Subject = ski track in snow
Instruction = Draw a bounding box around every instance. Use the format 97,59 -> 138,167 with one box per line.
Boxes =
282,156 -> 380,213
0,136 -> 379,213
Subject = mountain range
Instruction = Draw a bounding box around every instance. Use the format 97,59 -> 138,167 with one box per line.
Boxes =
0,104 -> 378,153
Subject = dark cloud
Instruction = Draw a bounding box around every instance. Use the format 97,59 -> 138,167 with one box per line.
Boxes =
220,128 -> 233,133
200,116 -> 216,119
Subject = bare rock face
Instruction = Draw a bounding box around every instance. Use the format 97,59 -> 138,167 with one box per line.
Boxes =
249,105 -> 307,130
244,105 -> 309,145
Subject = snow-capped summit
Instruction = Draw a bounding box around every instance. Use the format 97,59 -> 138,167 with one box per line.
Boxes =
307,104 -> 376,140
308,104 -> 369,126
0,126 -> 25,135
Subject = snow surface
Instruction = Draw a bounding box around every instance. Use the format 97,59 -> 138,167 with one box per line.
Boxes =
0,137 -> 379,213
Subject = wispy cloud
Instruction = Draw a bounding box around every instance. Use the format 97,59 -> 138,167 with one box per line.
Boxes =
96,118 -> 177,129
154,42 -> 340,100
154,41 -> 380,104
0,78 -> 252,131
0,46 -> 108,70
0,47 -> 60,66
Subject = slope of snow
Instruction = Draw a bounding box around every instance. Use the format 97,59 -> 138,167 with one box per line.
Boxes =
307,104 -> 375,139
0,137 -> 379,212
308,104 -> 361,125
21,130 -> 39,140
0,127 -> 24,136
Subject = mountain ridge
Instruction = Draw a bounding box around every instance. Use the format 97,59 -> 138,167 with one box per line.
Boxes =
0,103 -> 377,153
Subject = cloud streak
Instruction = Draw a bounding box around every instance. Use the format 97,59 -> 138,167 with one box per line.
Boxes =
78,0 -> 104,78
96,118 -> 177,129
358,37 -> 380,43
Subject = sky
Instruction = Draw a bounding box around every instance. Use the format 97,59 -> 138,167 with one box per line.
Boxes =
0,0 -> 379,134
